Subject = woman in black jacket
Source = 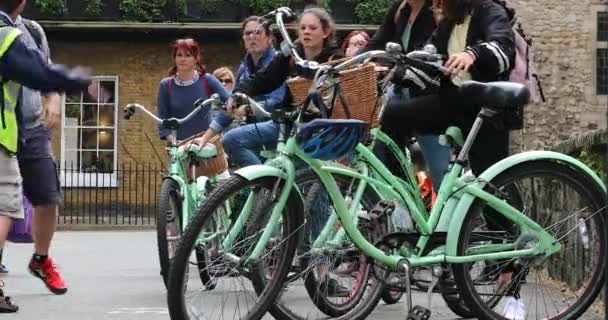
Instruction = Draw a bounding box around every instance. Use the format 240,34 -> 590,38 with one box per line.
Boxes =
381,0 -> 515,176
365,0 -> 440,54
365,0 -> 452,187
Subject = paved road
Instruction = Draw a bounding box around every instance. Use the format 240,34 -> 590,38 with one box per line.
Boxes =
0,231 -> 603,320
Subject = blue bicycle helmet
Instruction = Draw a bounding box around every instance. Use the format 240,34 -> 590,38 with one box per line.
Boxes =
296,119 -> 368,161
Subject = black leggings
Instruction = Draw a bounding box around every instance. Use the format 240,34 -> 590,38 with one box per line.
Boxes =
379,87 -> 509,176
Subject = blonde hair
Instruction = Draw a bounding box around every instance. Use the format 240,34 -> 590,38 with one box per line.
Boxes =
212,67 -> 235,83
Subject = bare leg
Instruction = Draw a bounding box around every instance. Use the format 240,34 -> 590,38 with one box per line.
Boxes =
31,205 -> 57,256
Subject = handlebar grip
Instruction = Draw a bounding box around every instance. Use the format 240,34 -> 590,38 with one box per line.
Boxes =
403,56 -> 446,78
275,7 -> 296,22
123,106 -> 135,120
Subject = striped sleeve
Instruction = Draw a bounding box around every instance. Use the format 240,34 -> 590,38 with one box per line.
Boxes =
467,3 -> 515,76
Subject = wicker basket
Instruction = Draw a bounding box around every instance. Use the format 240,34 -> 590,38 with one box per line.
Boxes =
179,131 -> 228,179
287,62 -> 380,126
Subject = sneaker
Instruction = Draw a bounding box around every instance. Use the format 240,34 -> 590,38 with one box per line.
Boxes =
28,257 -> 67,294
0,282 -> 18,313
0,264 -> 8,274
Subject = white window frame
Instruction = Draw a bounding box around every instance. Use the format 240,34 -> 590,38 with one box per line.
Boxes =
60,76 -> 119,188
592,6 -> 608,99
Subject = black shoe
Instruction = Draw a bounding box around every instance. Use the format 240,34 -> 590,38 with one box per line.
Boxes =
0,288 -> 18,313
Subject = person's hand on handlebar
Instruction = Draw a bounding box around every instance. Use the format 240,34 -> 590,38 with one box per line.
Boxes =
444,51 -> 476,77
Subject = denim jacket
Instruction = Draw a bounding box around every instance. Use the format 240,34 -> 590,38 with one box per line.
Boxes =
209,47 -> 286,132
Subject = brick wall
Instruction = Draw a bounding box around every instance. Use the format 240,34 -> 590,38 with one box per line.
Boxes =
47,39 -> 242,210
49,39 -> 243,165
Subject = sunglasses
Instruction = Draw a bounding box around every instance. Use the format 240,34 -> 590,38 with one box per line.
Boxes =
220,78 -> 233,84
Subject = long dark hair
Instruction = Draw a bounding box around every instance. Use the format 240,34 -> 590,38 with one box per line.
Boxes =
442,0 -> 482,24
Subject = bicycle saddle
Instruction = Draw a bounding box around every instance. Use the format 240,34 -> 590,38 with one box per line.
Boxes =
459,81 -> 530,111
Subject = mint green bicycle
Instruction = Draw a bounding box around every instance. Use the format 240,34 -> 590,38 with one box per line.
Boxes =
123,95 -> 230,287
167,8 -> 607,320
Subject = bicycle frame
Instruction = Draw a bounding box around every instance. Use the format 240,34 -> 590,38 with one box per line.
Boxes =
233,110 -> 606,272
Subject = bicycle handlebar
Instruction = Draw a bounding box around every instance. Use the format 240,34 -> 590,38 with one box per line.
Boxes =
232,92 -> 272,119
123,93 -> 223,130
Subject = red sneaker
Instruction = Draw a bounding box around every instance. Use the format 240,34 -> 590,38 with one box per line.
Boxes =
28,257 -> 67,295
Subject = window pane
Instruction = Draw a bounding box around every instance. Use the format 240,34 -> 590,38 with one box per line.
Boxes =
99,81 -> 116,104
98,129 -> 114,149
81,151 -> 98,172
99,105 -> 115,127
64,105 -> 81,126
81,105 -> 98,126
98,152 -> 114,173
65,92 -> 81,104
81,128 -> 97,149
598,49 -> 608,95
599,12 -> 608,42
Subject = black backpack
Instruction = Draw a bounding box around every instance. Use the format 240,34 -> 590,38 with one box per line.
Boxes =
22,18 -> 44,52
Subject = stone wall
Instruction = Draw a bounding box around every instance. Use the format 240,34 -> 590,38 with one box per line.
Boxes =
509,0 -> 608,151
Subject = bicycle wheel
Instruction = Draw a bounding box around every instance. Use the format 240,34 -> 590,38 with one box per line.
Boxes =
453,160 -> 607,320
264,168 -> 389,320
167,175 -> 304,320
157,178 -> 182,287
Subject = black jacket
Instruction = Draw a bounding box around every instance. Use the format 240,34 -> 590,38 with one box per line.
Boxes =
364,0 -> 437,53
432,0 -> 515,82
235,43 -> 344,104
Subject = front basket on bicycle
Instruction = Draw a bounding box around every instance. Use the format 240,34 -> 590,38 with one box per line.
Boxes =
178,131 -> 228,178
287,62 -> 380,126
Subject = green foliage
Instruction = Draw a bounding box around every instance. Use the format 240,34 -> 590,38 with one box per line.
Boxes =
200,0 -> 224,14
249,0 -> 289,16
577,148 -> 606,180
119,0 -> 169,21
84,0 -> 104,17
354,0 -> 391,24
33,0 -> 68,17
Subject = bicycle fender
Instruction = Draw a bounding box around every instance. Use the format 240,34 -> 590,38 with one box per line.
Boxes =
234,165 -> 288,181
445,150 -> 606,255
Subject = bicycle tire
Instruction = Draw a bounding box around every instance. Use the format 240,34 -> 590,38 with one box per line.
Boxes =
452,160 -> 607,320
157,178 -> 182,288
167,175 -> 303,320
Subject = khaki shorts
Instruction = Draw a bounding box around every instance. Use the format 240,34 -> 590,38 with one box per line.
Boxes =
0,151 -> 23,219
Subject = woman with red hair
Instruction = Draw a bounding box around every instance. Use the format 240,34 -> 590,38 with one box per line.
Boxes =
156,38 -> 229,141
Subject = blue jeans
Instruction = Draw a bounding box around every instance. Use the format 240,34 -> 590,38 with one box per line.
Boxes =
415,135 -> 450,190
223,120 -> 280,167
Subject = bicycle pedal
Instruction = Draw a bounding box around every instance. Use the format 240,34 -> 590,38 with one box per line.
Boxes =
407,305 -> 431,320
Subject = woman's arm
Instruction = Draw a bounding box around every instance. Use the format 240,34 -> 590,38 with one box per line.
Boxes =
362,0 -> 402,53
156,80 -> 171,139
466,3 -> 515,76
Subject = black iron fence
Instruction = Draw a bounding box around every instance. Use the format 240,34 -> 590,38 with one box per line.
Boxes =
57,162 -> 163,226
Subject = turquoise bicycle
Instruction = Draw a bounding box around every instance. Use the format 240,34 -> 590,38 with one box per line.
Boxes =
167,8 -> 607,320
124,95 -> 230,287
